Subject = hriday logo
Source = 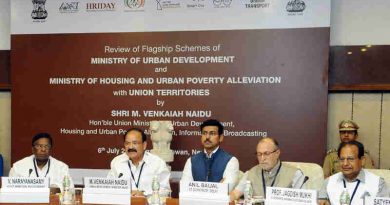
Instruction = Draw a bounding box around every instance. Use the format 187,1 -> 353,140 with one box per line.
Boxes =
124,0 -> 145,9
59,2 -> 80,13
32,0 -> 48,19
286,0 -> 305,12
86,2 -> 116,12
213,0 -> 232,8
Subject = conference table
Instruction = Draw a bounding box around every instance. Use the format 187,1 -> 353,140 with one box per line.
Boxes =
0,195 -> 176,205
0,195 -> 237,205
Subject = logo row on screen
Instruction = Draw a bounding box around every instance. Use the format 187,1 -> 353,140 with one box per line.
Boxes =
31,0 -> 306,21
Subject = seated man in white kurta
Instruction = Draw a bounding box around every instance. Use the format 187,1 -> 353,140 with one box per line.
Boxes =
9,132 -> 71,189
319,141 -> 389,205
107,128 -> 170,196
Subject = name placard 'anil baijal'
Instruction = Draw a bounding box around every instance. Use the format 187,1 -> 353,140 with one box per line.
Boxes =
179,181 -> 229,205
181,181 -> 228,195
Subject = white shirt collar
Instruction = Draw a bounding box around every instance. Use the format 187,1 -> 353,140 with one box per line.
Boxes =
204,146 -> 219,158
128,151 -> 150,167
33,156 -> 51,177
337,169 -> 366,183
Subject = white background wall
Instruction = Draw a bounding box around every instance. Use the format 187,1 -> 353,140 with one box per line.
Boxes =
0,92 -> 11,175
0,0 -> 10,49
330,0 -> 390,46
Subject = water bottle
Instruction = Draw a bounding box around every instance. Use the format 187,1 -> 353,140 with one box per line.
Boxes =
62,175 -> 73,204
339,188 -> 351,205
244,180 -> 253,205
150,175 -> 160,205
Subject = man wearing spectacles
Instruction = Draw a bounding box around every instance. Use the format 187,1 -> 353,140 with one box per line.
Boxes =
323,120 -> 374,178
318,141 -> 388,205
181,119 -> 239,192
107,128 -> 170,196
230,137 -> 305,201
9,132 -> 71,189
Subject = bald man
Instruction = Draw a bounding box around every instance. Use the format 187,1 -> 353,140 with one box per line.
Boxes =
230,137 -> 305,201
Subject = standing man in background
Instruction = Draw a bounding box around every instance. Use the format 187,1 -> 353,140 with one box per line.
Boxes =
323,120 -> 374,178
181,119 -> 239,192
9,132 -> 71,189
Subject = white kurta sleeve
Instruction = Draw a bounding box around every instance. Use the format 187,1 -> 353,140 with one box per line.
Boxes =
181,158 -> 193,181
222,157 -> 239,192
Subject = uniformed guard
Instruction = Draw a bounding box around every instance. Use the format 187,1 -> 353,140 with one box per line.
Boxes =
323,120 -> 374,178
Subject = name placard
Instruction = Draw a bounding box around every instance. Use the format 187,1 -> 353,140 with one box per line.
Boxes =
181,181 -> 228,196
365,197 -> 390,205
1,177 -> 49,189
179,181 -> 229,205
83,177 -> 131,205
265,187 -> 317,205
0,177 -> 50,203
84,177 -> 130,190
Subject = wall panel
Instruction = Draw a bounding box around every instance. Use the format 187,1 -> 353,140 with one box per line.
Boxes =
0,92 -> 11,174
380,94 -> 390,168
327,93 -> 390,169
327,93 -> 352,149
353,93 -> 382,167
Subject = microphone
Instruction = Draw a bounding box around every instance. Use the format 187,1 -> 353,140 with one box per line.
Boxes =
360,191 -> 371,202
118,173 -> 123,178
300,176 -> 309,189
28,169 -> 33,177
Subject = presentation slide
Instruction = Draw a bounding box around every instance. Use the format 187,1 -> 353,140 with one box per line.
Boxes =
11,0 -> 330,171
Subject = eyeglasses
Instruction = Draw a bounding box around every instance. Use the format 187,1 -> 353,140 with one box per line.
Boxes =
34,144 -> 51,150
201,131 -> 219,137
256,149 -> 279,157
339,157 -> 356,163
